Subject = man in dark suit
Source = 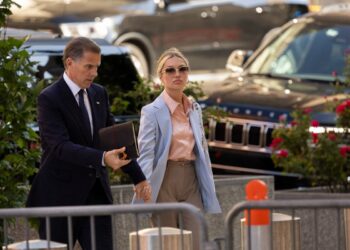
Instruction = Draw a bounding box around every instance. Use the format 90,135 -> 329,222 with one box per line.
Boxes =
26,37 -> 151,250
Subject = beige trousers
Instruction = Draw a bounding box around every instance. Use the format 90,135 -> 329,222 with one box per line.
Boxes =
152,160 -> 204,250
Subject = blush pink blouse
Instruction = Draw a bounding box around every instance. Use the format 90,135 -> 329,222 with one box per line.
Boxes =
162,91 -> 196,161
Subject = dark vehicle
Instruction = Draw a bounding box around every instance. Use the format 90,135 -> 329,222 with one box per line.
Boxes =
24,36 -> 139,117
8,0 -> 309,78
201,6 -> 350,188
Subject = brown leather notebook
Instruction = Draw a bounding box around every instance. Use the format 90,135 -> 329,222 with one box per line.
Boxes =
98,121 -> 139,159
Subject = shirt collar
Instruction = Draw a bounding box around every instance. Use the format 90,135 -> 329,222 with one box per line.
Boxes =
162,90 -> 192,115
63,72 -> 83,97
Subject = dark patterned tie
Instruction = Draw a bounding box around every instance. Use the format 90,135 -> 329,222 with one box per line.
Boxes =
78,89 -> 92,138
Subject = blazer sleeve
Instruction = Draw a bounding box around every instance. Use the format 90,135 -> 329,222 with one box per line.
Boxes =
120,160 -> 146,185
137,105 -> 157,180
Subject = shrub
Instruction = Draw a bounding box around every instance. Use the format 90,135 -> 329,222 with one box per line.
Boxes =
271,107 -> 350,192
0,0 -> 41,244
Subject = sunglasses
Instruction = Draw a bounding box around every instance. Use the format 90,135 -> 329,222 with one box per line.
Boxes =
163,66 -> 189,75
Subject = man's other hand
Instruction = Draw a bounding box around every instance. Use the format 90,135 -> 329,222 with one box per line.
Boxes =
104,147 -> 131,171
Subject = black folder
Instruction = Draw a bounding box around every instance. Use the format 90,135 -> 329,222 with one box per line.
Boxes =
98,121 -> 139,159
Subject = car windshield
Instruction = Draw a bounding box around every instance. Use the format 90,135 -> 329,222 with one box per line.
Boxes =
247,18 -> 350,83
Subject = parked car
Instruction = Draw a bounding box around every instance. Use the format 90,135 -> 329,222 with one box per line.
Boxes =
2,28 -> 140,118
23,36 -> 139,117
200,6 -> 350,188
8,0 -> 309,78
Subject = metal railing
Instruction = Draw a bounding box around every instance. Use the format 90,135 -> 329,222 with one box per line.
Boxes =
0,203 -> 216,250
224,199 -> 350,250
3,198 -> 350,250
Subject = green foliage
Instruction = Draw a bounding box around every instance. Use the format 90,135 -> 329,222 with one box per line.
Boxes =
271,109 -> 350,192
110,77 -> 159,115
109,78 -> 205,115
0,1 -> 19,26
0,34 -> 40,207
0,1 -> 41,244
202,106 -> 231,123
344,54 -> 350,89
271,111 -> 311,174
183,80 -> 205,101
0,35 -> 41,204
312,134 -> 348,191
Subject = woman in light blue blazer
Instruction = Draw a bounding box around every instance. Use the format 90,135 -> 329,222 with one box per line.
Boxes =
135,48 -> 221,249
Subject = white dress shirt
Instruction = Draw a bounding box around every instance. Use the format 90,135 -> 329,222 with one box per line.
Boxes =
63,72 -> 93,136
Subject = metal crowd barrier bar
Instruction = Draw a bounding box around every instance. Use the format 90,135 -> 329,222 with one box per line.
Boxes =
0,202 -> 215,250
224,199 -> 350,250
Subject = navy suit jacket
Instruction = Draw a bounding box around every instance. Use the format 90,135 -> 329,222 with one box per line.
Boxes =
27,77 -> 145,207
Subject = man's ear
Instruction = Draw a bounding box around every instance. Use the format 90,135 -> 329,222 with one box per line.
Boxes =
66,57 -> 73,67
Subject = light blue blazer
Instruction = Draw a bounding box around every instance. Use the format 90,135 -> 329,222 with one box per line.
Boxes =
133,95 -> 221,213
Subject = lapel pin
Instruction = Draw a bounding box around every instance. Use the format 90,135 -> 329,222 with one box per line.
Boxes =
96,101 -> 100,105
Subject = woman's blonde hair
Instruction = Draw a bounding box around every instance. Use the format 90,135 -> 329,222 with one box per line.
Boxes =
156,47 -> 189,77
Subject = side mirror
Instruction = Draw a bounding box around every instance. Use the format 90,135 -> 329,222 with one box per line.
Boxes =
226,50 -> 253,72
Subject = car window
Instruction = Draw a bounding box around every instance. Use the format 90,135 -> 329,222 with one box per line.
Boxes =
270,25 -> 313,75
30,52 -> 139,103
248,19 -> 350,83
31,54 -> 63,82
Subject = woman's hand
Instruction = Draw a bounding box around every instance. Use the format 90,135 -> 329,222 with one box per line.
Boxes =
134,180 -> 152,202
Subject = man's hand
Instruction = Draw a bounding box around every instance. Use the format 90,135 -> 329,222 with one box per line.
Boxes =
134,180 -> 152,202
104,147 -> 131,171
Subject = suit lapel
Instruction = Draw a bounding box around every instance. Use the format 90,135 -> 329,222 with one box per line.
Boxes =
153,96 -> 172,138
189,104 -> 206,160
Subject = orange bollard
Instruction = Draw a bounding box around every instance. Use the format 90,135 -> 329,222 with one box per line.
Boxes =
242,180 -> 271,250
245,179 -> 270,225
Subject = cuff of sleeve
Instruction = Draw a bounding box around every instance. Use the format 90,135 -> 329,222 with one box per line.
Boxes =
121,159 -> 146,184
101,151 -> 106,167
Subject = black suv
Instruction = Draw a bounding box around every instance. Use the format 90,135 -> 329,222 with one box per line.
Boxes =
8,0 -> 309,78
201,6 -> 350,187
24,36 -> 139,115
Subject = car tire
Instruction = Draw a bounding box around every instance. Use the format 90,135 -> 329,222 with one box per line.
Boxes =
121,42 -> 149,79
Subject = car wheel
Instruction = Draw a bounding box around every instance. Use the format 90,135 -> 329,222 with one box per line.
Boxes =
121,42 -> 149,79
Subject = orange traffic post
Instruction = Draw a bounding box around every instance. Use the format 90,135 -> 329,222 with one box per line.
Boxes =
242,179 -> 271,250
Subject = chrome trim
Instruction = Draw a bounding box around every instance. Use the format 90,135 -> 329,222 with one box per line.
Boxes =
208,117 -> 277,155
226,121 -> 233,144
